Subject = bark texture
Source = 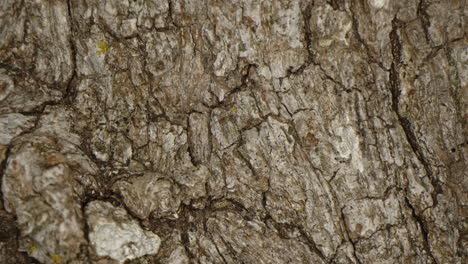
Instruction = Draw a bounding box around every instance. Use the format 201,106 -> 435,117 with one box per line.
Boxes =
0,0 -> 466,263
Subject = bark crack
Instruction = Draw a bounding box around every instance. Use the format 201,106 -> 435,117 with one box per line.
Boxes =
340,208 -> 363,264
417,0 -> 432,45
0,146 -> 11,206
298,227 -> 331,264
65,0 -> 78,105
388,17 -> 440,264
404,197 -> 438,264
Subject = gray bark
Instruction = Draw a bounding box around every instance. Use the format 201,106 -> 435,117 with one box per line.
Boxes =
0,0 -> 466,263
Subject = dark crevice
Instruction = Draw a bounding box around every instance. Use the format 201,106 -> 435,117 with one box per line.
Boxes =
349,1 -> 386,70
180,231 -> 195,260
78,199 -> 91,263
6,0 -> 80,131
63,58 -> 77,105
65,0 -> 77,92
186,115 -> 200,167
388,17 -> 440,264
212,240 -> 229,264
235,150 -> 258,180
389,17 -> 442,207
417,0 -> 432,44
224,64 -> 256,100
0,62 -> 24,73
261,191 -> 268,211
0,146 -> 12,210
298,227 -> 331,264
166,0 -> 174,26
10,109 -> 42,141
150,200 -> 251,263
259,210 -> 330,264
219,235 -> 245,264
0,148 -> 39,263
65,0 -> 78,105
202,64 -> 257,112
349,1 -> 366,47
405,198 -> 438,264
326,0 -> 340,10
340,209 -> 363,264
301,2 -> 315,65
64,57 -> 77,105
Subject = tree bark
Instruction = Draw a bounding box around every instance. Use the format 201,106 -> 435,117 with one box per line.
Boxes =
0,0 -> 466,263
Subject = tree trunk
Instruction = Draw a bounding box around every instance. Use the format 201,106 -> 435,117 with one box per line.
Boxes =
0,0 -> 466,263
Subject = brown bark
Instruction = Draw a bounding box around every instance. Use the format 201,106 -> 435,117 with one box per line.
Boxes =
0,0 -> 466,263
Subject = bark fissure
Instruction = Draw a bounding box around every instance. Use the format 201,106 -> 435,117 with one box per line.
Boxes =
388,17 -> 440,264
340,208 -> 363,264
298,227 -> 330,264
417,0 -> 432,44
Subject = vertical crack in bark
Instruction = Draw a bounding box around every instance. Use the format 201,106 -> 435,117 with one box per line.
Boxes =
417,0 -> 432,44
0,145 -> 40,263
325,0 -> 340,10
340,209 -> 363,264
388,17 -> 440,264
186,113 -> 200,167
167,0 -> 174,26
218,234 -> 245,264
78,199 -> 91,263
301,2 -> 315,65
205,228 -> 229,264
65,0 -> 78,105
297,227 -> 331,264
404,197 -> 437,263
349,1 -> 367,53
213,244 -> 229,264
180,230 -> 195,261
0,146 -> 11,207
349,0 -> 386,69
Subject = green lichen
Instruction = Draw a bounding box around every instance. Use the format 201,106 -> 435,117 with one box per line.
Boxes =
96,41 -> 109,55
51,254 -> 62,263
28,246 -> 37,254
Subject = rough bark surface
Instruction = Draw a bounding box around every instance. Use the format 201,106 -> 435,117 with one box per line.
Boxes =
0,0 -> 466,263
